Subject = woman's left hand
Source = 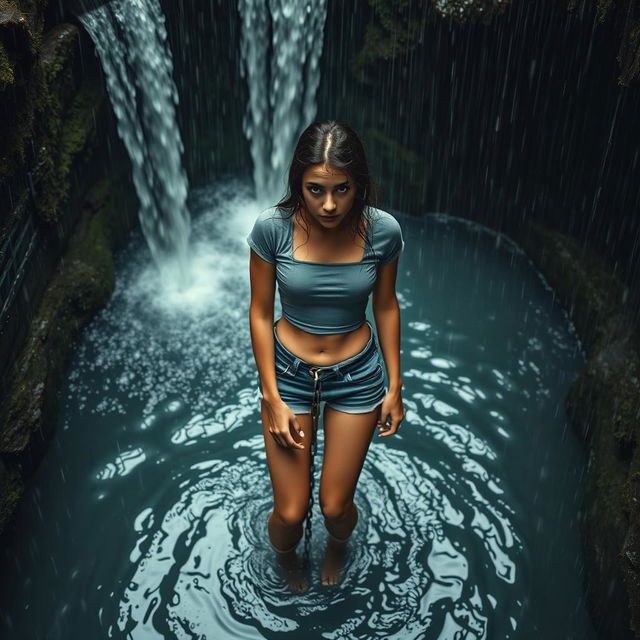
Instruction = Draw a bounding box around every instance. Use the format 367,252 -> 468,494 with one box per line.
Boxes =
377,388 -> 405,437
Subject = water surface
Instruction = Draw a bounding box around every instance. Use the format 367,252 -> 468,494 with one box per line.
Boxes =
0,179 -> 594,639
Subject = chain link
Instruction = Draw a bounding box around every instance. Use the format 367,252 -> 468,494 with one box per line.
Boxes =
301,367 -> 321,570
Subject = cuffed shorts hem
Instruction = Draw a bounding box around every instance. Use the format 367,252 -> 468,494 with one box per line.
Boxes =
286,406 -> 313,415
284,394 -> 386,416
326,396 -> 385,414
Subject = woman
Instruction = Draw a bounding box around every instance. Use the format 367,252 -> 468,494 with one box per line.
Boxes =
246,120 -> 405,590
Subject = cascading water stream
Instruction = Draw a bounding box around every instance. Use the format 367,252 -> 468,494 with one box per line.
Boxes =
78,0 -> 192,288
237,0 -> 328,206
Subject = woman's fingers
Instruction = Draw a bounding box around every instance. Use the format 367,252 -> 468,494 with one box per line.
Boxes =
285,428 -> 304,449
270,414 -> 304,449
288,417 -> 305,449
377,413 -> 404,437
378,424 -> 398,437
272,428 -> 303,449
264,400 -> 305,449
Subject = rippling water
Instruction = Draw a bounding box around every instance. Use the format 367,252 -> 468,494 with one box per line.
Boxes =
0,177 -> 596,639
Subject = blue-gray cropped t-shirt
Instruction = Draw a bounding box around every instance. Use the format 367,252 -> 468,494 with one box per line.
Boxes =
246,206 -> 405,334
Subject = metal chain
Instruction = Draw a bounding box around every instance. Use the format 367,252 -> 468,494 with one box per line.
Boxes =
301,367 -> 321,570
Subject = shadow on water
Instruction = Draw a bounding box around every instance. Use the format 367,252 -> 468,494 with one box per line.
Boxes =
0,176 -> 595,639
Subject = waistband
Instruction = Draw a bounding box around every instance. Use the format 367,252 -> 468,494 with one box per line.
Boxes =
272,319 -> 377,381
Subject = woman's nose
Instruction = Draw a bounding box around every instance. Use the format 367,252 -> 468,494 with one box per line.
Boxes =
323,195 -> 336,211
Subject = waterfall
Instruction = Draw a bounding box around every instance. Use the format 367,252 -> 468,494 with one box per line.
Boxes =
79,0 -> 191,287
237,0 -> 329,207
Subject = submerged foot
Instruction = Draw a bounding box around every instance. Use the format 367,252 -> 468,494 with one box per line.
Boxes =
275,548 -> 309,593
320,534 -> 349,586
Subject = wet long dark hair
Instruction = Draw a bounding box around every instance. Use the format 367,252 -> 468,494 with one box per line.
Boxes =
274,119 -> 380,261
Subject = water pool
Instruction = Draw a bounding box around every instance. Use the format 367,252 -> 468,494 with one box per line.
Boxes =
0,180 -> 595,639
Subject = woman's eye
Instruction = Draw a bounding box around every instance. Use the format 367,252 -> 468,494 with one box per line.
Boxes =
307,185 -> 350,195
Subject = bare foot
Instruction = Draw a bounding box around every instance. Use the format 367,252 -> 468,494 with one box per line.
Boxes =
275,549 -> 309,593
320,535 -> 348,586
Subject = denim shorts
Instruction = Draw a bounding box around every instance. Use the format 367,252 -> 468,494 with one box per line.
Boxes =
257,319 -> 388,415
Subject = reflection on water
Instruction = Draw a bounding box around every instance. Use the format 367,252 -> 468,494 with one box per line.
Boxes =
0,179 -> 595,639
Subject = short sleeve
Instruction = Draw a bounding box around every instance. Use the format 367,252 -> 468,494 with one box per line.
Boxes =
246,211 -> 276,263
380,214 -> 405,265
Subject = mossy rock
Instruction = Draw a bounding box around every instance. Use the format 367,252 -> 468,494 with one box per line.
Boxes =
0,39 -> 14,85
0,0 -> 47,173
1,177 -> 116,459
0,457 -> 23,534
516,218 -> 639,637
36,68 -> 104,224
510,220 -> 627,356
564,317 -> 638,637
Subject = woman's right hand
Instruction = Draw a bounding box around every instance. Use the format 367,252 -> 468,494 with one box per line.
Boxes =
261,397 -> 305,450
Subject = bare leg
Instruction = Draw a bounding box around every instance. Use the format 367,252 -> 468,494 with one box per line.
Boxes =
261,402 -> 313,592
318,403 -> 381,586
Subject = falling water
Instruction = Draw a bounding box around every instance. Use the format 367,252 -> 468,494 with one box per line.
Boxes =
237,0 -> 328,206
79,0 -> 191,287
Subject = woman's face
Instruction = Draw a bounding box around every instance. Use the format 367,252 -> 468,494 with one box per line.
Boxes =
299,163 -> 357,229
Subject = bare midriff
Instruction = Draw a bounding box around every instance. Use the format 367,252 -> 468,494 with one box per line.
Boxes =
276,207 -> 372,365
275,316 -> 372,366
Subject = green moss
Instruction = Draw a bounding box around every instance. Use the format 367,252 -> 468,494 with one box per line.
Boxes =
71,182 -> 117,302
352,0 -> 510,79
1,177 -> 116,455
0,461 -> 24,534
40,23 -> 79,80
612,381 -> 640,451
0,41 -> 15,86
351,1 -> 422,80
37,72 -> 103,223
596,0 -> 615,21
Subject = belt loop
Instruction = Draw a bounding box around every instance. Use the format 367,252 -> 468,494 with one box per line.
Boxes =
331,364 -> 346,381
334,365 -> 352,382
290,357 -> 301,375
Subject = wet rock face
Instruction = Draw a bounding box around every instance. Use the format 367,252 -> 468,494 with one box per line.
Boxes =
0,0 -> 48,175
0,176 -> 118,527
567,0 -> 640,86
511,219 -> 640,639
0,0 -> 131,539
0,6 -> 32,88
1,18 -> 80,240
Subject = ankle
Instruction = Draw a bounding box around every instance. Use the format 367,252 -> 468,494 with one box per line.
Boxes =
327,531 -> 350,546
270,538 -> 299,554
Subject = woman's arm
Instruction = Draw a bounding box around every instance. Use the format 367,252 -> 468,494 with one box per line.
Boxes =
248,248 -> 304,449
248,249 -> 280,401
372,257 -> 402,393
372,256 -> 405,436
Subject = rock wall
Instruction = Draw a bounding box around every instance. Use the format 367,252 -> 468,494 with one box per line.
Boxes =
0,3 -> 139,534
510,220 -> 640,639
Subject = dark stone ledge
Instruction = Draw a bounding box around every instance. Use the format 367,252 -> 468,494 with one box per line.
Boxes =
509,219 -> 640,639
